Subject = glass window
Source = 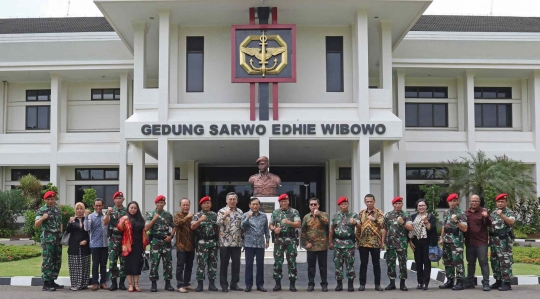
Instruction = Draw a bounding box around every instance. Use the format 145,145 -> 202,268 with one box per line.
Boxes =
406,167 -> 447,180
175,167 -> 181,180
103,89 -> 114,100
186,36 -> 204,92
370,167 -> 381,180
474,87 -> 512,99
76,169 -> 89,180
405,87 -> 418,98
338,167 -> 381,180
90,169 -> 104,180
475,103 -> 512,128
91,89 -> 120,100
75,168 -> 119,180
11,169 -> 50,181
145,168 -> 158,180
26,90 -> 38,101
26,106 -> 50,130
326,36 -> 344,92
405,184 -> 448,209
433,87 -> 447,98
75,184 -> 119,208
26,90 -> 51,101
418,87 -> 433,98
105,169 -> 119,180
405,87 -> 447,98
405,103 -> 447,127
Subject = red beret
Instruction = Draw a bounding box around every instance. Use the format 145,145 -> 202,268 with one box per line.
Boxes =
43,191 -> 56,199
392,196 -> 403,204
113,191 -> 123,199
155,195 -> 166,203
256,156 -> 269,164
337,196 -> 348,205
495,193 -> 508,201
278,194 -> 289,201
199,196 -> 211,205
447,193 -> 459,202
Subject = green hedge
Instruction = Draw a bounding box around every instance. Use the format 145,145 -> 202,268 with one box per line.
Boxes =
513,246 -> 540,265
0,244 -> 41,263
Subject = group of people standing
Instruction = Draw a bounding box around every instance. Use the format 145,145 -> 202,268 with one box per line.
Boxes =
34,189 -> 516,293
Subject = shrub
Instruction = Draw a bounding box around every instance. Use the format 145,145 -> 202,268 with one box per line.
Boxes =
17,174 -> 43,209
22,203 -> 75,243
0,190 -> 29,237
419,184 -> 441,223
512,246 -> 540,265
513,228 -> 528,239
0,244 -> 41,263
82,188 -> 97,213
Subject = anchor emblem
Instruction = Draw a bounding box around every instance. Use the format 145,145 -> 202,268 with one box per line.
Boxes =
239,31 -> 288,77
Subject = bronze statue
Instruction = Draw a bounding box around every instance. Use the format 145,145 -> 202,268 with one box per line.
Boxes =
249,156 -> 281,197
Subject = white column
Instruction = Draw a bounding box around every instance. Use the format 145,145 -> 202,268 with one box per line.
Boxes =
521,78 -> 529,132
351,140 -> 359,212
457,77 -> 465,132
464,71 -> 476,152
355,9 -> 370,120
133,23 -> 147,100
380,141 -> 394,213
358,137 -> 370,211
170,24 -> 179,104
396,70 -> 407,203
0,82 -> 6,134
259,135 -> 270,169
378,21 -> 393,91
132,142 -> 146,213
158,9 -> 171,122
119,73 -> 129,193
328,159 -> 337,216
49,74 -> 62,186
158,138 -> 173,211
530,70 -> 540,195
187,160 -> 196,211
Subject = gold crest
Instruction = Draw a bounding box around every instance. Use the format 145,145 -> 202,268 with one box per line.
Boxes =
239,31 -> 288,77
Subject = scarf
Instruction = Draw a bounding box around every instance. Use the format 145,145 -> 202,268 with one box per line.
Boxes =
409,214 -> 428,239
118,216 -> 149,257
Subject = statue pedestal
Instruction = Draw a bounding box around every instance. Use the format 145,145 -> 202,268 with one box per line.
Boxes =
240,196 -> 306,264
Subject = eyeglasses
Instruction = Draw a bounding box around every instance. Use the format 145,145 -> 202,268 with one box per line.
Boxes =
417,205 -> 426,207
309,203 -> 318,206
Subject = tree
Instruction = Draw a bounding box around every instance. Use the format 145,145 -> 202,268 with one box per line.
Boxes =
18,174 -> 43,209
419,185 -> 441,223
0,190 -> 28,237
83,188 -> 97,212
442,151 -> 536,208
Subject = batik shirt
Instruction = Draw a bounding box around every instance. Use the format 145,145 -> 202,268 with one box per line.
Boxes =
35,204 -> 62,242
192,210 -> 218,248
146,209 -> 174,239
331,210 -> 359,249
442,207 -> 467,245
242,211 -> 270,248
174,211 -> 195,251
383,210 -> 410,250
356,208 -> 384,248
217,206 -> 243,247
84,211 -> 108,248
301,212 -> 329,251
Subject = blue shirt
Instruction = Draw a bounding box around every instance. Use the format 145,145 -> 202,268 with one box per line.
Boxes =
84,211 -> 108,248
241,210 -> 270,248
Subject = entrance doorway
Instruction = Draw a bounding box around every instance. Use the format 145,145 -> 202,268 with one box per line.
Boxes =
199,166 -> 325,218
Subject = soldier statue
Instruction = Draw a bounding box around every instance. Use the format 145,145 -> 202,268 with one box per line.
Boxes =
249,156 -> 281,197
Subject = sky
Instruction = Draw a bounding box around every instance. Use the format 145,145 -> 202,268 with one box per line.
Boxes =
0,0 -> 540,18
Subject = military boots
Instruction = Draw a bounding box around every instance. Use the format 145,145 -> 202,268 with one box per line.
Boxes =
273,279 -> 282,291
490,280 -> 502,289
385,279 -> 396,290
335,280 -> 343,291
439,278 -> 455,289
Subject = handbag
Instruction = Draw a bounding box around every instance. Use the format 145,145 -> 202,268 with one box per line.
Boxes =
60,231 -> 71,246
141,253 -> 150,272
428,245 -> 442,263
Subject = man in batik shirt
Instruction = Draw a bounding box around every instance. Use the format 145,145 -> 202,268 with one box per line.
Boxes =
301,197 -> 329,292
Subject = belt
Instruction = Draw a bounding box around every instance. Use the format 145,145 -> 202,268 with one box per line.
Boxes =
276,231 -> 295,238
334,235 -> 355,241
199,235 -> 216,241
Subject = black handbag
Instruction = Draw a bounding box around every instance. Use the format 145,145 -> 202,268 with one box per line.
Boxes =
141,253 -> 150,271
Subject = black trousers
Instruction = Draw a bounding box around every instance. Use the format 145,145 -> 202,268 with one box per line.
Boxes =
466,243 -> 490,281
244,247 -> 264,288
90,247 -> 108,284
219,247 -> 241,288
307,250 -> 328,286
358,247 -> 381,285
176,250 -> 195,287
412,237 -> 431,285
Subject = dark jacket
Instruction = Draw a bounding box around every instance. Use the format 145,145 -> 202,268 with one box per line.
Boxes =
410,213 -> 438,246
66,217 -> 90,256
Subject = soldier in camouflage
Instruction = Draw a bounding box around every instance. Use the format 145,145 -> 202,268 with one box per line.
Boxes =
329,196 -> 361,292
489,193 -> 516,292
191,196 -> 219,292
439,193 -> 468,291
103,191 -> 127,291
145,195 -> 175,292
269,193 -> 301,292
34,191 -> 64,291
382,196 -> 413,291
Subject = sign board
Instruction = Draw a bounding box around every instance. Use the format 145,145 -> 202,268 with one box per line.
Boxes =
260,202 -> 275,213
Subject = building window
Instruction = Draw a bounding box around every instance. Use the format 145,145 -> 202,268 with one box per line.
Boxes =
91,89 -> 120,100
26,106 -> 50,130
75,168 -> 119,180
406,167 -> 447,180
11,169 -> 50,181
405,86 -> 448,98
474,87 -> 512,99
405,103 -> 447,127
338,167 -> 380,180
186,36 -> 204,92
146,167 -> 181,180
326,36 -> 344,92
75,185 -> 118,208
405,184 -> 448,209
475,103 -> 512,128
26,90 -> 51,101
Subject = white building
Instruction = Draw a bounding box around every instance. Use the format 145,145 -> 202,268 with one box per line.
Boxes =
1,0 -> 539,218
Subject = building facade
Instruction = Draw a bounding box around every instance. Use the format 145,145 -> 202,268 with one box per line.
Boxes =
1,0 -> 539,218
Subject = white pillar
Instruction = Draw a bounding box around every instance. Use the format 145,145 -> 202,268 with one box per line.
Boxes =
133,23 -> 147,100
396,70 -> 407,202
158,138 -> 174,211
328,159 -> 337,216
132,142 -> 146,213
378,21 -> 392,91
457,77 -> 465,132
158,9 -> 171,122
521,78 -> 529,132
351,140 -> 359,211
50,74 -> 62,186
530,70 -> 540,195
187,160 -> 196,211
380,141 -> 394,213
170,24 -> 179,104
0,82 -> 6,134
464,71 -> 476,152
353,137 -> 370,212
119,73 -> 129,193
355,9 -> 370,120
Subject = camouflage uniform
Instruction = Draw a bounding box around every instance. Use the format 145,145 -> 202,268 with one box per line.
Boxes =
146,209 -> 174,281
192,210 -> 219,281
442,207 -> 468,280
383,211 -> 410,280
270,207 -> 301,281
35,204 -> 62,282
108,206 -> 127,279
489,208 -> 515,283
331,210 -> 359,280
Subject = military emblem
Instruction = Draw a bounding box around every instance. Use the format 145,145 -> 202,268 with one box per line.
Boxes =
239,31 -> 288,77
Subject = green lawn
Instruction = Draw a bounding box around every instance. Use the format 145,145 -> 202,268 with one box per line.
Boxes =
406,247 -> 540,276
0,245 -> 70,277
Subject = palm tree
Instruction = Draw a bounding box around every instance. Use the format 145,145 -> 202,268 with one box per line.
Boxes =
442,151 -> 536,208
